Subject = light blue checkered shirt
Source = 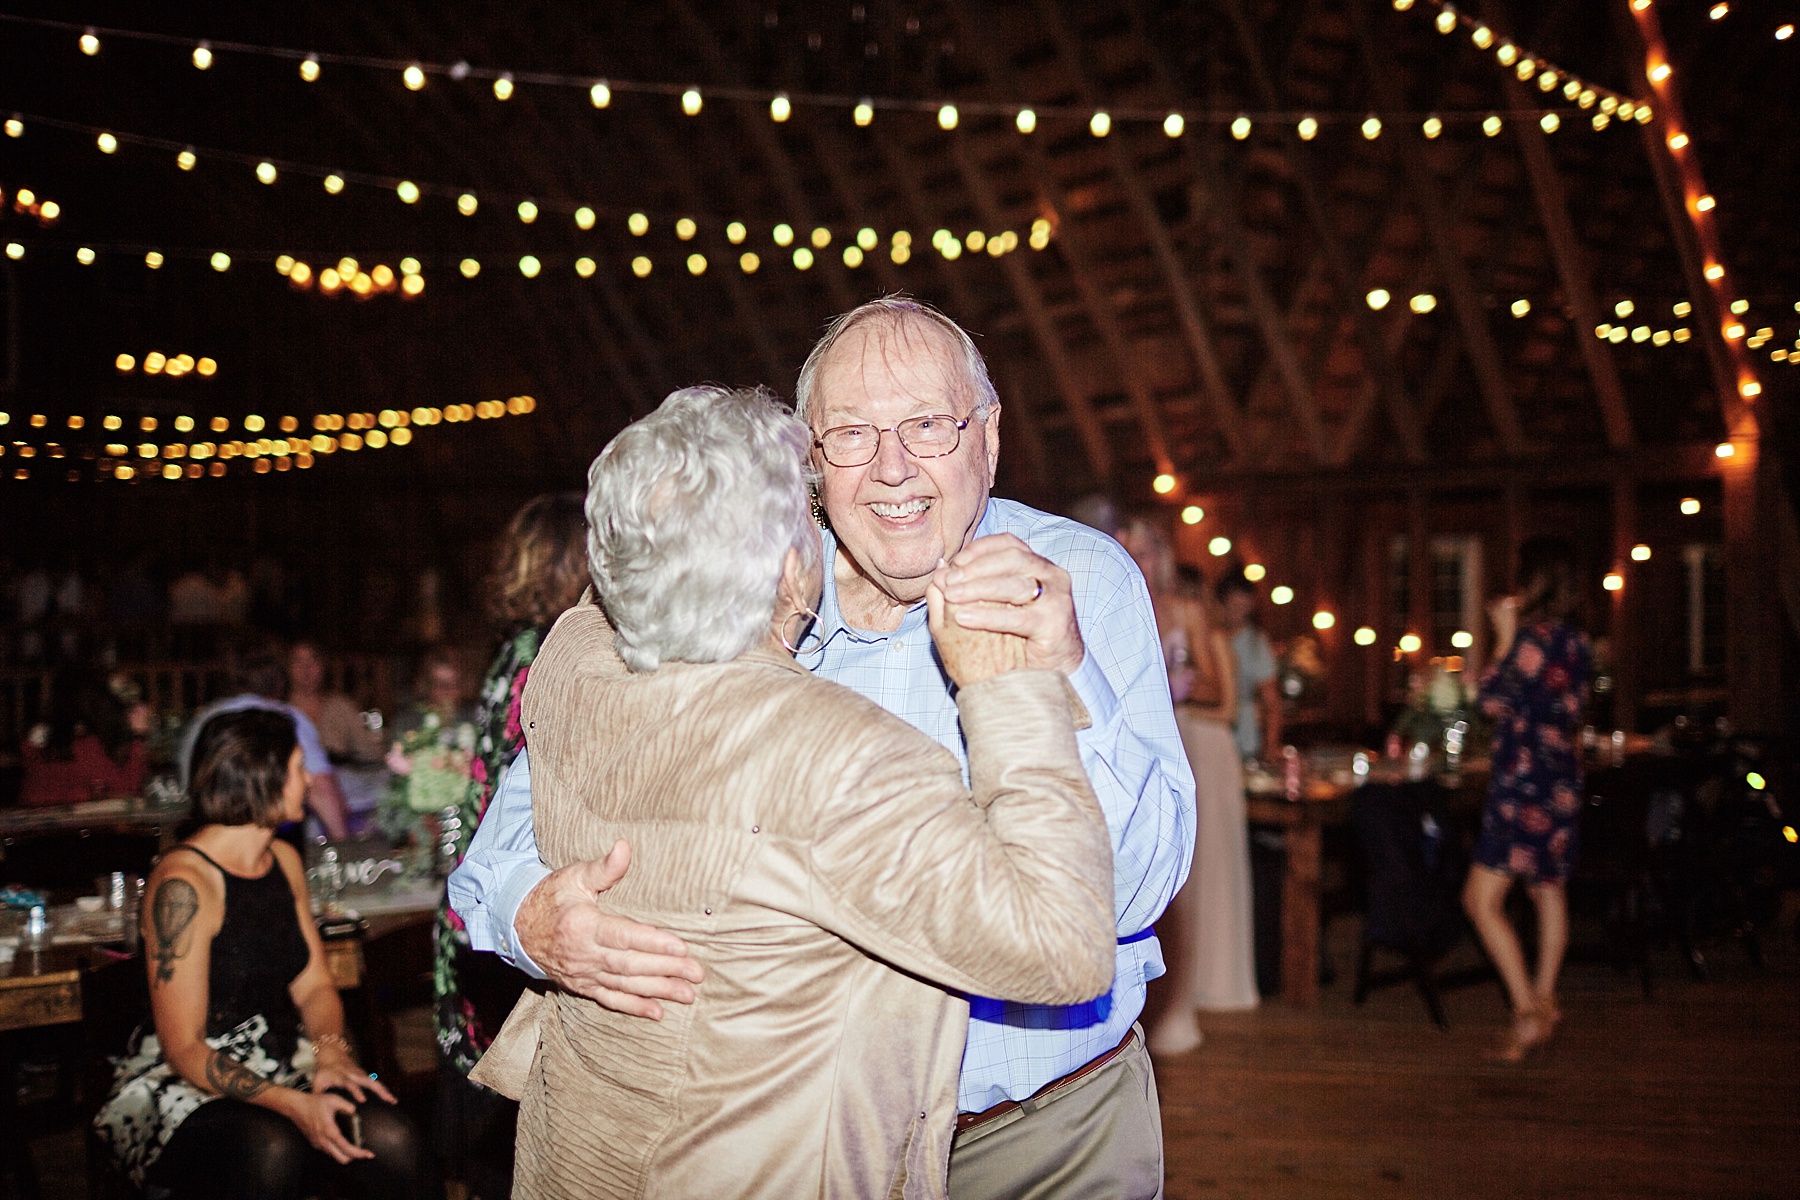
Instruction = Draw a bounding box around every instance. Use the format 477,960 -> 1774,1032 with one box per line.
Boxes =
449,498 -> 1196,1112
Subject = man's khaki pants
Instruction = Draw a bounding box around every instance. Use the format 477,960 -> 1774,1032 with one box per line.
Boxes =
946,1026 -> 1164,1200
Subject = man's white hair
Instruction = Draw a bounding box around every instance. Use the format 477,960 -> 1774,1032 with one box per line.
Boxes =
585,385 -> 818,673
793,294 -> 998,427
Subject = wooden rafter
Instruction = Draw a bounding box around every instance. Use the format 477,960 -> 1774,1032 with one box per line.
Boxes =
670,2 -> 862,316
1219,0 -> 1426,465
1032,0 -> 1253,465
1349,0 -> 1525,457
953,15 -> 1176,475
848,124 -> 1054,490
1486,3 -> 1633,450
948,134 -> 1116,484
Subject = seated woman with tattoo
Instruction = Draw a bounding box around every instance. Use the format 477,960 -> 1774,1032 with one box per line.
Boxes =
94,709 -> 427,1199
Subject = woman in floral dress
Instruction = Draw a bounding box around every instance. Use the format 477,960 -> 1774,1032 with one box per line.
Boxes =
433,493 -> 590,1198
1463,537 -> 1593,1062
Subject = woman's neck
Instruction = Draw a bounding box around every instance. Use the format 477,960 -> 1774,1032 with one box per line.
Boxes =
190,822 -> 279,875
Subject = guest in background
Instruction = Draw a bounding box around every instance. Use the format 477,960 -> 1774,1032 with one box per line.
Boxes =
180,652 -> 350,839
392,646 -> 475,743
1219,574 -> 1282,765
287,640 -> 386,832
1463,537 -> 1593,1062
286,641 -> 384,765
20,667 -> 150,806
1122,522 -> 1258,1058
94,709 -> 425,1200
433,492 -> 589,1200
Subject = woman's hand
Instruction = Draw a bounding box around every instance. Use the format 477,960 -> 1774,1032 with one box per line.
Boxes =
273,1088 -> 374,1165
928,569 -> 1027,689
1488,594 -> 1520,661
311,1052 -> 395,1107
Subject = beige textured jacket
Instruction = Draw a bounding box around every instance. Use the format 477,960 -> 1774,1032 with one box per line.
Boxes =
470,601 -> 1114,1199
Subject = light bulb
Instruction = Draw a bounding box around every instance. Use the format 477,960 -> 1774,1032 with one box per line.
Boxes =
574,258 -> 595,278
1297,115 -> 1318,140
687,253 -> 707,276
575,206 -> 596,230
793,247 -> 814,270
457,192 -> 478,215
1511,299 -> 1531,317
397,180 -> 420,204
1366,288 -> 1391,310
1089,111 -> 1111,137
1231,115 -> 1252,139
1163,112 -> 1185,138
681,88 -> 703,115
459,258 -> 480,278
518,255 -> 541,278
739,251 -> 760,273
1270,586 -> 1295,605
1208,537 -> 1232,557
192,43 -> 213,70
1680,498 -> 1700,515
1603,572 -> 1624,592
1312,611 -> 1335,630
770,93 -> 791,122
1540,113 -> 1560,133
80,31 -> 100,55
1016,108 -> 1037,134
517,200 -> 538,224
676,217 -> 697,240
323,174 -> 345,194
1152,473 -> 1176,494
843,245 -> 864,267
1181,506 -> 1203,525
632,256 -> 652,278
854,99 -> 874,126
493,74 -> 514,101
1243,564 -> 1266,582
97,132 -> 117,154
727,222 -> 747,244
1399,634 -> 1422,654
938,104 -> 959,130
1361,115 -> 1381,139
773,223 -> 794,247
1410,293 -> 1437,313
210,252 -> 231,272
1354,626 -> 1377,646
300,56 -> 320,82
590,81 -> 611,107
1423,116 -> 1443,138
628,212 -> 649,236
403,64 -> 426,91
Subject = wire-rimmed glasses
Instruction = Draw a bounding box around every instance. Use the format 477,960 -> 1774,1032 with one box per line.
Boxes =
813,411 -> 982,468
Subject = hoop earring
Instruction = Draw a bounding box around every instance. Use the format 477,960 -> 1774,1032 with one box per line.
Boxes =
779,606 -> 821,655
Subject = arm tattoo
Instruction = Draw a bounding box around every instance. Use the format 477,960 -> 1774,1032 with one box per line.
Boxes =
151,878 -> 200,984
204,1052 -> 272,1101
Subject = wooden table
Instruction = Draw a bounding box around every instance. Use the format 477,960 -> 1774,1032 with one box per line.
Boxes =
0,944 -> 97,1033
1245,786 -> 1352,1007
0,800 -> 183,857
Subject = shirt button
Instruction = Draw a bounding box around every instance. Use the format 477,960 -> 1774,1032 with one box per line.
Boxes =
890,640 -> 905,654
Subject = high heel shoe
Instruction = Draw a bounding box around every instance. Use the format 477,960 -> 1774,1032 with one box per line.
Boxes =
1483,1010 -> 1553,1063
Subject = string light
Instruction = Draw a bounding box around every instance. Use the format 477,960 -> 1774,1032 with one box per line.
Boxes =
1243,564 -> 1267,582
402,64 -> 426,91
739,251 -> 760,273
1680,498 -> 1701,515
1409,293 -> 1436,313
1603,572 -> 1624,592
1422,116 -> 1442,138
1016,108 -> 1037,134
937,104 -> 958,130
1511,299 -> 1531,317
1354,626 -> 1378,646
1208,536 -> 1232,557
590,81 -> 611,107
1399,634 -> 1423,654
681,88 -> 702,116
770,93 -> 791,122
1361,115 -> 1382,139
631,256 -> 651,278
1180,505 -> 1203,524
1312,611 -> 1335,630
493,73 -> 514,101
396,179 -> 420,203
628,212 -> 649,236
1270,586 -> 1295,605
854,99 -> 874,126
1152,473 -> 1176,494
1631,544 -> 1652,562
323,173 -> 344,193
1297,115 -> 1319,140
300,56 -> 319,82
1451,630 -> 1474,648
192,42 -> 212,70
793,247 -> 814,270
686,253 -> 707,276
96,131 -> 117,153
1089,111 -> 1111,138
1231,115 -> 1252,139
574,206 -> 595,230
1366,288 -> 1392,310
79,29 -> 99,56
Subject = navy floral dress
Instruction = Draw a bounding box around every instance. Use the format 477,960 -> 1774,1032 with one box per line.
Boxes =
1472,621 -> 1593,884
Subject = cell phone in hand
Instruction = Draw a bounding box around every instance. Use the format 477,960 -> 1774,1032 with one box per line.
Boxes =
336,1107 -> 362,1148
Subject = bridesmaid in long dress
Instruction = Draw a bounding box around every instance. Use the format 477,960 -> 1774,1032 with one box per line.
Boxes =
1121,520 -> 1260,1058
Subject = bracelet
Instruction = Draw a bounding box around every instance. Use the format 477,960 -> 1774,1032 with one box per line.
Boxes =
310,1032 -> 354,1058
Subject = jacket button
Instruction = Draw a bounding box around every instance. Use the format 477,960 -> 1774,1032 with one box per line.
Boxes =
750,825 -> 759,834
528,721 -> 535,729
919,1111 -> 926,1120
704,907 -> 712,915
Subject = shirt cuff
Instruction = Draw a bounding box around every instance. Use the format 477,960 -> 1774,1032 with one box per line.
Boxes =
1066,649 -> 1121,734
494,859 -> 554,980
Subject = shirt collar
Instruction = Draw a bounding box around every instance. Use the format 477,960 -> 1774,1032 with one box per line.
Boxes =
803,495 -> 998,659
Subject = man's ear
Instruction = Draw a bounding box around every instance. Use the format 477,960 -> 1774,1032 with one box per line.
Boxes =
984,403 -> 1002,488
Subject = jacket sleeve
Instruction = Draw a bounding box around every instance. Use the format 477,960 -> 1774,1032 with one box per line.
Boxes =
797,669 -> 1116,1006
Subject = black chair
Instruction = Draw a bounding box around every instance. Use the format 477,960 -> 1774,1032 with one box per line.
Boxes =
1351,781 -> 1474,1028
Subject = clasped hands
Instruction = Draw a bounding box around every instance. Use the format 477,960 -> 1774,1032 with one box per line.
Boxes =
516,533 -> 1084,1014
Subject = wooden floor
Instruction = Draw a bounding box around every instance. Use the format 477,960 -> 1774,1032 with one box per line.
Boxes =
1153,913 -> 1800,1200
19,914 -> 1800,1200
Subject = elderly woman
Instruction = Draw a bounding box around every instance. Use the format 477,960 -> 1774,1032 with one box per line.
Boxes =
468,386 -> 1115,1199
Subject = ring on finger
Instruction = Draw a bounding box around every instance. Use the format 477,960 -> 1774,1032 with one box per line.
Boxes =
1028,579 -> 1043,603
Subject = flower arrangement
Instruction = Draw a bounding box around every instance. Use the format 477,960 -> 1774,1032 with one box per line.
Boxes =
376,710 -> 475,856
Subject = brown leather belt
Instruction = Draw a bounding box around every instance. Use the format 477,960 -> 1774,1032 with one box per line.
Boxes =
953,1026 -> 1139,1135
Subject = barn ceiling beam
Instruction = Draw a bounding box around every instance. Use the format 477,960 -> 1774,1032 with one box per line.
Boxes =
671,2 -> 863,316
1033,0 -> 1253,465
948,134 -> 1116,484
1485,15 -> 1634,449
1349,0 -> 1525,457
857,126 -> 1053,489
953,13 -> 1176,476
1219,0 -> 1426,465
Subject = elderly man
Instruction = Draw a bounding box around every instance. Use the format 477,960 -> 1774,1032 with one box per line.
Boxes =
450,297 -> 1195,1198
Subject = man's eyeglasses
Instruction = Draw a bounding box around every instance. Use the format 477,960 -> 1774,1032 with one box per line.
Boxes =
813,410 -> 984,468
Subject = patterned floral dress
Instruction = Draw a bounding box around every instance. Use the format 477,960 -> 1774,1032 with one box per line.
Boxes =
434,627 -> 541,1075
1472,620 -> 1594,884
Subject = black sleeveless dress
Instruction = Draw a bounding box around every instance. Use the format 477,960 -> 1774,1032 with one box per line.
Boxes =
94,844 -> 317,1185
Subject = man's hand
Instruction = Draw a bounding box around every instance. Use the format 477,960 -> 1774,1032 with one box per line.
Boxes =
936,534 -> 1085,675
514,839 -> 705,1019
